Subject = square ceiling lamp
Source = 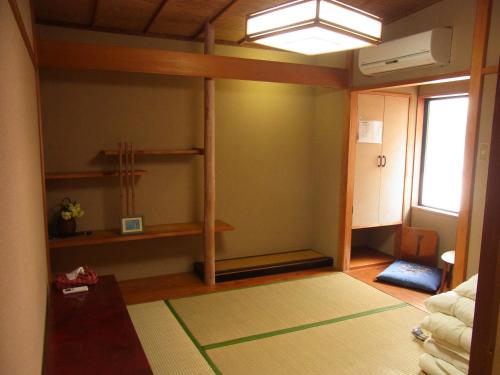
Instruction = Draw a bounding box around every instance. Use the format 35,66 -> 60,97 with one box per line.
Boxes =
245,0 -> 382,55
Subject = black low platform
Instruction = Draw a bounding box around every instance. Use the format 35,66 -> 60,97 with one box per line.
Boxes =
194,249 -> 334,282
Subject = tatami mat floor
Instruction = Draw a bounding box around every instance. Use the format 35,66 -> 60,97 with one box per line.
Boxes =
127,273 -> 428,375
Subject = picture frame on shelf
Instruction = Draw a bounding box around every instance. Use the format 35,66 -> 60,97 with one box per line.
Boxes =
121,216 -> 144,234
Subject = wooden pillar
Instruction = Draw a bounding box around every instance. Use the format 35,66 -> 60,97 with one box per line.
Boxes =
338,42 -> 355,272
339,91 -> 357,271
203,23 -> 216,286
453,0 -> 492,287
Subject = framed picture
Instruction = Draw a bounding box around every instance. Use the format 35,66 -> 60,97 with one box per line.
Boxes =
121,216 -> 144,234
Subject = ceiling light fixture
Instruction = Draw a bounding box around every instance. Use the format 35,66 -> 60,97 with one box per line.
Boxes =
245,0 -> 382,55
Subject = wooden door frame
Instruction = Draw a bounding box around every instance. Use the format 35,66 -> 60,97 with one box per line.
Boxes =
468,57 -> 500,375
453,0 -> 492,287
339,0 -> 495,274
340,72 -> 493,272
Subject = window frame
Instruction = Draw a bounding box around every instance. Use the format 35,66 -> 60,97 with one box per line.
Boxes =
418,94 -> 469,214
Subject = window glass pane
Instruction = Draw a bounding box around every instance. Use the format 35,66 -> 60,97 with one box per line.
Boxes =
420,96 -> 469,212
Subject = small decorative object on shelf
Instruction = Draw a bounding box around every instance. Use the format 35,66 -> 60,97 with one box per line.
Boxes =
57,197 -> 85,237
121,216 -> 144,234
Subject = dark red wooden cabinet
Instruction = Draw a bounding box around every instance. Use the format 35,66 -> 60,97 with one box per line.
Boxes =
44,275 -> 152,374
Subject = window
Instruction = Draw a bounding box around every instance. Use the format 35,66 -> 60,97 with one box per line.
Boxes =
419,95 -> 469,213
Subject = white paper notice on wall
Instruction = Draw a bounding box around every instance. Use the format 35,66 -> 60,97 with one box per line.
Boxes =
358,120 -> 383,144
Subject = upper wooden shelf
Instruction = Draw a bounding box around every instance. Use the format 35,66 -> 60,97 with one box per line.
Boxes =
101,148 -> 203,156
49,220 -> 234,249
46,170 -> 147,180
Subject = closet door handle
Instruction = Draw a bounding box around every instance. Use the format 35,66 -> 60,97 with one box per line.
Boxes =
381,155 -> 387,167
377,155 -> 382,167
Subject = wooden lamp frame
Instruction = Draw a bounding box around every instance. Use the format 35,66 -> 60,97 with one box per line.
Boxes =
245,0 -> 382,47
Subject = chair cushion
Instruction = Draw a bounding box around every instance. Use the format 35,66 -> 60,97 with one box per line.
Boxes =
376,260 -> 442,293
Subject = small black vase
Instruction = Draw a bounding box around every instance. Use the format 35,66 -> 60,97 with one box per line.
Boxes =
57,217 -> 76,237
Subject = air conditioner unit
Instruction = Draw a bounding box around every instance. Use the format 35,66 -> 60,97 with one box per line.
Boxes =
358,28 -> 452,76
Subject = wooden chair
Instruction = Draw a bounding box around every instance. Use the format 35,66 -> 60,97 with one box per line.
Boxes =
400,226 -> 439,268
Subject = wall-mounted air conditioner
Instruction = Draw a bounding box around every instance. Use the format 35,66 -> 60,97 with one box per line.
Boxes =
358,28 -> 453,76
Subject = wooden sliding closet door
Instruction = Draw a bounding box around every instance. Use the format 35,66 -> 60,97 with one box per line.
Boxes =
352,92 -> 409,229
379,95 -> 409,224
352,93 -> 384,228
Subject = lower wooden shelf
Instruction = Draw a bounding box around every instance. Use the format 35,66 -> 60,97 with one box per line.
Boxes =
49,220 -> 234,249
349,247 -> 395,270
46,170 -> 147,180
195,249 -> 334,282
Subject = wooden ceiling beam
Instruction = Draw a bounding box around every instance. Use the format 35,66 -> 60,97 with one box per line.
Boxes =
38,39 -> 348,88
351,70 -> 471,92
192,0 -> 240,39
143,0 -> 171,34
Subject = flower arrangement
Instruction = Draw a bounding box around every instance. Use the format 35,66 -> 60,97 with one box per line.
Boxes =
60,197 -> 84,221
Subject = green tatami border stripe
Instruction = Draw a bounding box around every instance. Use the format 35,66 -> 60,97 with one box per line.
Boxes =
202,302 -> 408,351
164,300 -> 222,375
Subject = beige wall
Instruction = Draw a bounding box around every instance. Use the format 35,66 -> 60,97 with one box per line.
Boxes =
0,1 -> 48,374
312,88 -> 348,258
487,0 -> 500,67
39,26 -> 347,280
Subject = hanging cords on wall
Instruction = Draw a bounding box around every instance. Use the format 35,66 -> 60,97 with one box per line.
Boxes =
118,141 -> 136,217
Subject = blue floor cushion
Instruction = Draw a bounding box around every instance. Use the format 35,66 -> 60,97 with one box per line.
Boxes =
376,260 -> 442,293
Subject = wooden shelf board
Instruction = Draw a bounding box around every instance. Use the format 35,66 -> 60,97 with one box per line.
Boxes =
49,220 -> 234,249
101,148 -> 204,156
45,170 -> 147,180
349,247 -> 395,270
352,222 -> 402,230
